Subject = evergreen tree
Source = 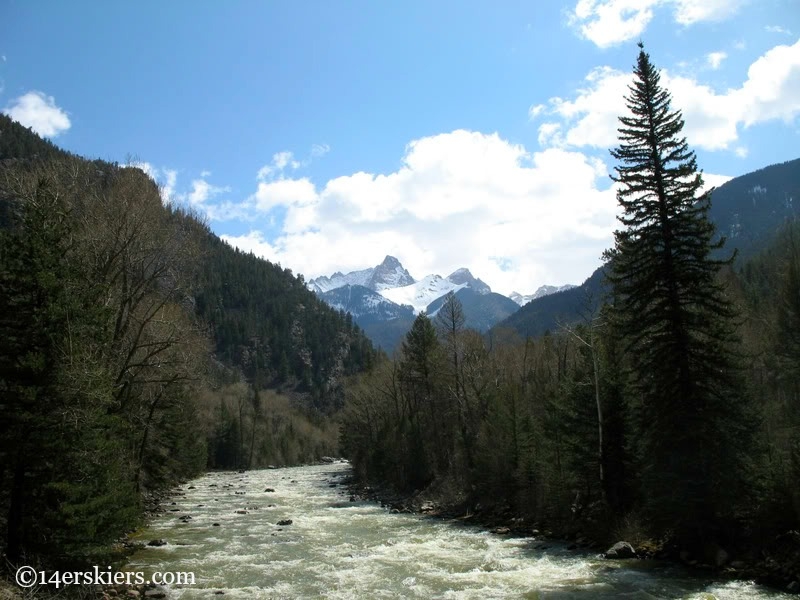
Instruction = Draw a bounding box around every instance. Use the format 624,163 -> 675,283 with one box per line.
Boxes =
604,43 -> 753,544
398,314 -> 442,487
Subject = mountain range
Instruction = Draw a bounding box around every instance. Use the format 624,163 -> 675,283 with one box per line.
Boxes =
307,255 -> 574,350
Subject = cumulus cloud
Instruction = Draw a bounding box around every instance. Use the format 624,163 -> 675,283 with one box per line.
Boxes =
187,177 -> 231,207
170,172 -> 248,221
257,145 -> 329,181
671,0 -> 747,25
534,38 -> 800,153
571,0 -> 657,49
257,151 -> 301,181
253,177 -> 317,213
766,25 -> 792,36
3,91 -> 71,137
221,130 -> 620,295
311,143 -> 331,157
706,51 -> 727,70
570,0 -> 746,48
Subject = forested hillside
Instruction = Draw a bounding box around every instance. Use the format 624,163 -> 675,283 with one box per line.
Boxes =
493,266 -> 607,338
0,114 -> 376,566
194,231 -> 376,411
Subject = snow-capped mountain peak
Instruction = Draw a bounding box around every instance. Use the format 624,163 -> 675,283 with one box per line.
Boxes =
367,255 -> 415,291
446,268 -> 491,295
307,255 -> 414,294
509,284 -> 577,306
307,266 -> 373,294
308,257 -> 502,315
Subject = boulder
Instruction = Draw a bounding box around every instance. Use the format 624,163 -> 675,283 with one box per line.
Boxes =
492,527 -> 510,535
147,539 -> 167,547
604,541 -> 636,559
277,519 -> 293,526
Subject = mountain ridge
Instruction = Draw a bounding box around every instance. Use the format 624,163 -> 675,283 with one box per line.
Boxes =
308,255 -> 575,350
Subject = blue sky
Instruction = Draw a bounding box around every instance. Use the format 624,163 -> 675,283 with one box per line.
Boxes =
2,0 -> 799,295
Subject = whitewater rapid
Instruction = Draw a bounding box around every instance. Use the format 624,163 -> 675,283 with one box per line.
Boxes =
127,463 -> 791,599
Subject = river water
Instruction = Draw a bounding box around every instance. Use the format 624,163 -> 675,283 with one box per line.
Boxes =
127,463 -> 791,599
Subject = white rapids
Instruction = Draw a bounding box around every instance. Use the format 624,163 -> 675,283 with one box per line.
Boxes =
127,463 -> 792,599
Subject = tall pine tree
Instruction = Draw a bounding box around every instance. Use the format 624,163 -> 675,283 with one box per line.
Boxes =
604,43 -> 753,545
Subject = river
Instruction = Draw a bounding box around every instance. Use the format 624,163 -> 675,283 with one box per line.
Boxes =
127,463 -> 791,599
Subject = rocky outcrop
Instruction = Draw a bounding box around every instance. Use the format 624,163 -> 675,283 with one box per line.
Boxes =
604,541 -> 636,559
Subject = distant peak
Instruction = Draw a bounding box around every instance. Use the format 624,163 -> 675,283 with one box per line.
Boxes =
368,255 -> 415,291
447,267 -> 491,294
380,255 -> 402,267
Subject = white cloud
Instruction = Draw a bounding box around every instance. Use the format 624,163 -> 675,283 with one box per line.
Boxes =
311,143 -> 330,157
258,146 -> 331,180
706,51 -> 727,70
221,230 -> 279,262
700,172 -> 733,195
187,177 -> 231,208
766,25 -> 792,36
738,39 -> 800,126
3,91 -> 71,137
528,104 -> 546,120
535,39 -> 800,153
253,177 -> 317,214
671,0 -> 746,25
570,0 -> 746,48
162,169 -> 178,203
257,150 -> 302,181
273,151 -> 299,171
222,130 -> 620,295
571,0 -> 657,48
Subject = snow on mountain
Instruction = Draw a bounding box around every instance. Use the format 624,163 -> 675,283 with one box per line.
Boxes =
320,284 -> 414,323
309,256 -> 501,315
509,284 -> 577,306
307,255 -> 413,293
307,267 -> 373,294
367,255 -> 415,291
379,274 -> 468,314
446,268 -> 491,294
